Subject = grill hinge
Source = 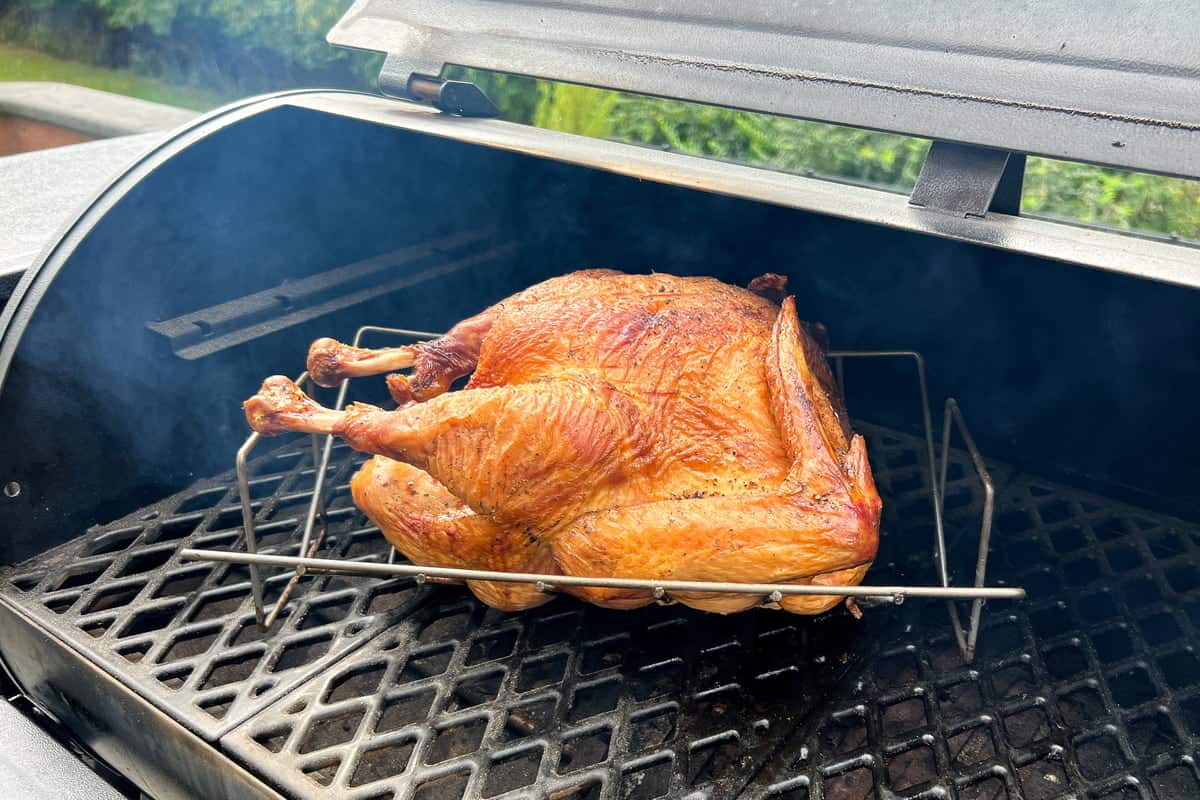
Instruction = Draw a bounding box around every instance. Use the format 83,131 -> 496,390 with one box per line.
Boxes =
378,54 -> 499,117
909,141 -> 1026,218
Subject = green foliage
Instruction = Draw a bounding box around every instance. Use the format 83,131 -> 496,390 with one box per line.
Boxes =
1023,157 -> 1200,239
0,42 -> 223,108
0,0 -> 379,94
534,83 -> 618,139
609,94 -> 932,190
471,72 -> 1198,240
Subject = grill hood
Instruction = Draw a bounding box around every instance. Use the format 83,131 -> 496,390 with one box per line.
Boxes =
329,0 -> 1200,179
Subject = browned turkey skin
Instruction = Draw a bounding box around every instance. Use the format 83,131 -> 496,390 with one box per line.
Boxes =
245,270 -> 881,613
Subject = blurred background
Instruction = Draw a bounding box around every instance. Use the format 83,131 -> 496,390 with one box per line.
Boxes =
1,0 -> 1196,239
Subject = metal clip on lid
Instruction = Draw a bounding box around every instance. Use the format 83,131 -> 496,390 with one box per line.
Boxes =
378,54 -> 498,117
909,142 -> 1027,218
408,74 -> 499,118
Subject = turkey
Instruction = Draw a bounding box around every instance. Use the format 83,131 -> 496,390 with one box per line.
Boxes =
244,270 -> 881,614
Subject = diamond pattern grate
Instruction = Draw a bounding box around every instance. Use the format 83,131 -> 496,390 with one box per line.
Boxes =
0,439 -> 433,739
5,422 -> 1200,799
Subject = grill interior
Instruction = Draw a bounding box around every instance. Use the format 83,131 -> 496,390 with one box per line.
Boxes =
4,99 -> 1200,799
6,417 -> 1200,799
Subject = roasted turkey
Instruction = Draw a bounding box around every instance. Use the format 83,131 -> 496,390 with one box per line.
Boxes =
244,270 -> 881,614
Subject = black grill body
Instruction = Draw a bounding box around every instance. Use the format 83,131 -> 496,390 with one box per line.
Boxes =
2,92 -> 1200,799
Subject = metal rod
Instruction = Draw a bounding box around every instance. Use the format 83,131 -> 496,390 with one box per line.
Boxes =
829,350 -> 948,587
180,550 -> 1025,601
263,517 -> 329,629
940,402 -> 970,659
942,398 -> 996,662
242,371 -> 321,630
235,432 -> 266,626
238,328 -> 444,632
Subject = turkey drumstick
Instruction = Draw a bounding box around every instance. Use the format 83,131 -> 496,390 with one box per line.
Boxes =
245,373 -> 641,535
307,310 -> 494,401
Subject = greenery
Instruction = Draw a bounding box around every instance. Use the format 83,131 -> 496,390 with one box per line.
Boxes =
457,68 -> 1200,239
1,0 -> 1196,239
0,42 -> 223,109
0,0 -> 381,97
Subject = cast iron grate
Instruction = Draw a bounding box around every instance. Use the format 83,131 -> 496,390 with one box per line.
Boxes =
0,438 -> 432,740
743,472 -> 1200,800
7,422 -> 1200,799
216,422 -> 993,799
221,424 -> 1200,799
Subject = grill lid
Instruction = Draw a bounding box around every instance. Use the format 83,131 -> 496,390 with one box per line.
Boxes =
328,0 -> 1200,180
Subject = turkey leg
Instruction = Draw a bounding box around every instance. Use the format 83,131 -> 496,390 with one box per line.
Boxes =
352,457 -> 555,610
307,310 -> 494,402
245,374 -> 642,533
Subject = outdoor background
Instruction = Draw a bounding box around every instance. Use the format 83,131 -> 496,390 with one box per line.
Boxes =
1,0 -> 1196,239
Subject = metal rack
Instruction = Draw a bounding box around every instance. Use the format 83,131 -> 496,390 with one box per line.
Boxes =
181,325 -> 1025,662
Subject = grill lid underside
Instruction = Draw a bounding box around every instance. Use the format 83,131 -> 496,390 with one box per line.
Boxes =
329,0 -> 1200,179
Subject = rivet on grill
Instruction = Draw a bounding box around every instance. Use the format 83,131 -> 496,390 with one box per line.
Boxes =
768,590 -> 783,603
652,586 -> 666,599
2,481 -> 20,498
892,593 -> 906,605
415,573 -> 428,585
535,581 -> 550,593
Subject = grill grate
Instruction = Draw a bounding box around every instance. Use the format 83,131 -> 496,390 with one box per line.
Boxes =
5,423 -> 1200,798
219,422 -> 1002,800
0,439 -> 432,740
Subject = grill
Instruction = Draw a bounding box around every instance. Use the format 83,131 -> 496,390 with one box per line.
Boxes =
3,3 -> 1200,799
5,412 -> 1200,799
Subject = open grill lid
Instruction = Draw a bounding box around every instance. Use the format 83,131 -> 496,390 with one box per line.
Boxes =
328,0 -> 1200,181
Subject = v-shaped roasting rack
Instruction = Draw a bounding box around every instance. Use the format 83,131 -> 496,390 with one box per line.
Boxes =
182,326 -> 1024,662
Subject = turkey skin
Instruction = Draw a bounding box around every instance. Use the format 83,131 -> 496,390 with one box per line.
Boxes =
244,270 -> 881,613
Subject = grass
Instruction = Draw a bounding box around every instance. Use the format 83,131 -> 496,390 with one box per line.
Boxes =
0,43 -> 227,110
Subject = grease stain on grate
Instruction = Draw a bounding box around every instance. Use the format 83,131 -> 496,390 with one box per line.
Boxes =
301,757 -> 341,787
118,602 -> 184,638
325,663 -> 386,703
517,652 -> 568,692
1075,733 -> 1127,780
160,625 -> 222,662
350,737 -> 416,787
203,649 -> 265,690
154,568 -> 210,599
622,756 -> 673,800
299,708 -> 366,754
446,669 -> 504,711
272,633 -> 333,673
426,716 -> 488,764
569,677 -> 622,722
559,725 -> 611,772
629,705 -> 678,753
412,768 -> 470,800
466,628 -> 519,665
482,745 -> 543,797
377,689 -> 438,735
298,596 -> 355,630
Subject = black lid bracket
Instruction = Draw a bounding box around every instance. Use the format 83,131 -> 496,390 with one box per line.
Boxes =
378,54 -> 498,118
909,142 -> 1026,219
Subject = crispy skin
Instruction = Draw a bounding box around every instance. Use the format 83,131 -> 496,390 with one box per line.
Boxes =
351,456 -> 555,610
245,271 -> 881,614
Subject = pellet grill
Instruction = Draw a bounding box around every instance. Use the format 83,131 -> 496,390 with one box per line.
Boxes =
3,2 -> 1200,798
